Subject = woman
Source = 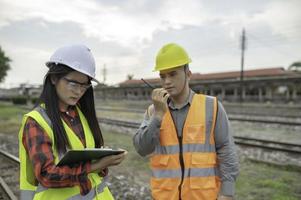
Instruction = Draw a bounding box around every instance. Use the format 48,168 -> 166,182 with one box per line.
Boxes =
19,44 -> 126,200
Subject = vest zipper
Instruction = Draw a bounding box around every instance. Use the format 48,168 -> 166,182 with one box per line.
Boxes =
177,135 -> 185,200
170,107 -> 188,200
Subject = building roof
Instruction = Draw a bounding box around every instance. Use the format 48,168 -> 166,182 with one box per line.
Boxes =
191,67 -> 291,80
119,67 -> 295,86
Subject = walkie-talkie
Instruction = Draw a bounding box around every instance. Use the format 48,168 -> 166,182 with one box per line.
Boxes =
141,78 -> 170,100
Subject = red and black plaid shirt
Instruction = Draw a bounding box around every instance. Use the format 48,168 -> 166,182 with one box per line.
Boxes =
22,106 -> 106,195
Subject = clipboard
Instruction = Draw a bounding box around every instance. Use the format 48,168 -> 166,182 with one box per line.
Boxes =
57,148 -> 125,166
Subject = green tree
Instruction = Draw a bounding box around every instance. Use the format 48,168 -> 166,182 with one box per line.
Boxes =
0,46 -> 11,83
288,61 -> 301,71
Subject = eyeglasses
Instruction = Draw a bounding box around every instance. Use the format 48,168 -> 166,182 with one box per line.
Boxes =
63,77 -> 91,92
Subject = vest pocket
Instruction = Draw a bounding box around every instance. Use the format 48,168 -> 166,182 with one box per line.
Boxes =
191,153 -> 208,165
159,155 -> 170,166
189,176 -> 217,189
151,155 -> 170,168
190,153 -> 217,167
159,127 -> 178,146
151,177 -> 180,200
185,125 -> 205,143
184,177 -> 219,200
152,178 -> 176,190
152,154 -> 182,170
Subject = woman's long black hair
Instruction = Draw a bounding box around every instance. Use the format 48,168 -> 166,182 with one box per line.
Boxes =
37,64 -> 103,154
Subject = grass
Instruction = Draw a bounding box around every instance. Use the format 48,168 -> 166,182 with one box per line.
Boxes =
101,127 -> 150,184
236,159 -> 301,200
0,102 -> 29,134
96,99 -> 151,110
1,100 -> 301,199
0,102 -> 28,119
97,110 -> 144,121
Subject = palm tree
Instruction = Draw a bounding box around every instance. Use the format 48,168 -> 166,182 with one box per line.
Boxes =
288,61 -> 301,71
127,74 -> 134,80
0,46 -> 11,83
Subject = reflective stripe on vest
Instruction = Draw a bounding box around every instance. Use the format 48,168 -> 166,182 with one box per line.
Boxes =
19,105 -> 114,200
152,167 -> 219,178
20,190 -> 35,200
70,176 -> 108,200
35,176 -> 109,200
150,94 -> 220,200
154,143 -> 216,154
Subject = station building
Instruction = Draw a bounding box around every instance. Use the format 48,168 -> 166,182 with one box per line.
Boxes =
94,67 -> 301,103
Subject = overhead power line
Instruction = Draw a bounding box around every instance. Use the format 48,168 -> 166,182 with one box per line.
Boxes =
247,32 -> 299,57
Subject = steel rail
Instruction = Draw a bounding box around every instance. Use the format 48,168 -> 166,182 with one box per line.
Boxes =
0,149 -> 20,164
98,117 -> 301,154
0,149 -> 19,200
96,107 -> 301,126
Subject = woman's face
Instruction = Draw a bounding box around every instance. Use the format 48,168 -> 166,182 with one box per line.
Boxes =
52,71 -> 90,111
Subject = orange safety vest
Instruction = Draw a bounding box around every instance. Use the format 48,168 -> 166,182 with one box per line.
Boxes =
150,94 -> 220,200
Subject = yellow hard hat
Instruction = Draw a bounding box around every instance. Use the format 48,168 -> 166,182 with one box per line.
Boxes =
153,43 -> 191,71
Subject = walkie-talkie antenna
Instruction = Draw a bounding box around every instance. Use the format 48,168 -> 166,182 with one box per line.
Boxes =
141,78 -> 155,89
141,78 -> 170,101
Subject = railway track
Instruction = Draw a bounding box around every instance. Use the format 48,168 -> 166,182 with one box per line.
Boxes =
97,106 -> 301,118
97,107 -> 301,126
16,105 -> 301,126
0,149 -> 19,200
0,117 -> 300,199
99,117 -> 301,156
234,136 -> 301,154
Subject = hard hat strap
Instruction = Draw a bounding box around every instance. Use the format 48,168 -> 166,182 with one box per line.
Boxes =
178,64 -> 189,96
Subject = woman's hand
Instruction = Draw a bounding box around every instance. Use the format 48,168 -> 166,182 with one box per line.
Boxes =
90,150 -> 127,173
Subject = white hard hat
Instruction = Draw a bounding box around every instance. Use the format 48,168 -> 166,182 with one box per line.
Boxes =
46,44 -> 99,83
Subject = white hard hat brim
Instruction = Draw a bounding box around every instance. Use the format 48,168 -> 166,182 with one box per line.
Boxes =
45,61 -> 100,84
46,44 -> 100,84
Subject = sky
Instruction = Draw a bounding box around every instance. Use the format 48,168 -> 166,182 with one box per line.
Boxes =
0,0 -> 300,88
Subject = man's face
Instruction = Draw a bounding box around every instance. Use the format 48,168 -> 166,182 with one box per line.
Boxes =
159,66 -> 190,97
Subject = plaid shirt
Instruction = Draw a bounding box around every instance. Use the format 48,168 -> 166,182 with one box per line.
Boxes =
22,106 -> 107,195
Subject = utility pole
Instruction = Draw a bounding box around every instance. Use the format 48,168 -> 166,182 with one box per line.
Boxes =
102,64 -> 107,84
240,28 -> 246,103
102,64 -> 107,100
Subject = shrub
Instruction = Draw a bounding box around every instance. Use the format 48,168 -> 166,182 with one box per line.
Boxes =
31,97 -> 39,105
11,96 -> 27,105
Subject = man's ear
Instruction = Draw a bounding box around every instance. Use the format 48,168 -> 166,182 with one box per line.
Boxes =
186,68 -> 192,80
147,104 -> 154,118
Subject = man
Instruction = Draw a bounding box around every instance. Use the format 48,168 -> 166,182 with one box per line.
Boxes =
133,43 -> 239,200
